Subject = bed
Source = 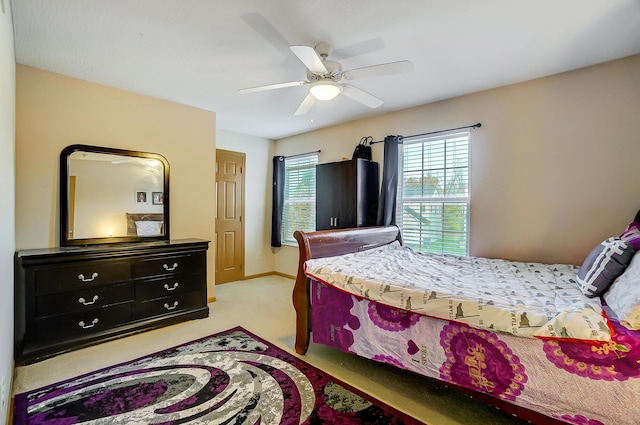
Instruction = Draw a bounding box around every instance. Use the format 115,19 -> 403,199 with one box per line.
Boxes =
292,222 -> 640,425
125,212 -> 164,236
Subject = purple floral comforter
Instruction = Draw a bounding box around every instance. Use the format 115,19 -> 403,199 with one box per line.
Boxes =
310,280 -> 640,425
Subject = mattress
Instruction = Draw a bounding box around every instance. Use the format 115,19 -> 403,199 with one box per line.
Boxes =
305,242 -> 610,342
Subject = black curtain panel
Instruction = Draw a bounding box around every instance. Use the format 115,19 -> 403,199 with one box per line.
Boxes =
271,156 -> 285,247
377,135 -> 402,226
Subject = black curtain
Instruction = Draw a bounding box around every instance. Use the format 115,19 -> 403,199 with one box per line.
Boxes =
271,156 -> 285,247
376,135 -> 402,226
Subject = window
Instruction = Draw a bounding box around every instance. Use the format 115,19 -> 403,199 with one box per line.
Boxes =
282,153 -> 318,244
398,130 -> 469,255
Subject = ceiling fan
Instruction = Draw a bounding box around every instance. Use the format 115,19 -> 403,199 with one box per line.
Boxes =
239,42 -> 413,115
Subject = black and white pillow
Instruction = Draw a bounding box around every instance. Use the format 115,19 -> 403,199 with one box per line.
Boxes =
577,237 -> 634,297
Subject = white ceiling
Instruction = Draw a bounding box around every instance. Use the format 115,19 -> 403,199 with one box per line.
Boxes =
11,0 -> 640,140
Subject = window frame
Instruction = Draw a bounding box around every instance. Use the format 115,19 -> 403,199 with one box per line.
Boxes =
396,129 -> 470,255
281,153 -> 318,246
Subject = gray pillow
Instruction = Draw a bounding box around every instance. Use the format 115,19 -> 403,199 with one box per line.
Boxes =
577,237 -> 634,297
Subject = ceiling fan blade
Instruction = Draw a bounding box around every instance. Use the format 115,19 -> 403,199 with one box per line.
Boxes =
294,93 -> 316,115
290,45 -> 328,75
342,60 -> 413,80
331,38 -> 385,60
239,80 -> 307,94
240,13 -> 291,57
342,85 -> 384,109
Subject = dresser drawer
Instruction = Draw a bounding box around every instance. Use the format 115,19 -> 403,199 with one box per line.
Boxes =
35,303 -> 133,344
36,283 -> 134,318
132,252 -> 205,278
135,273 -> 204,301
135,290 -> 204,320
34,260 -> 131,295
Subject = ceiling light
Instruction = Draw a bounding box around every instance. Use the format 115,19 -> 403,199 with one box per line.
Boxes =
309,81 -> 342,101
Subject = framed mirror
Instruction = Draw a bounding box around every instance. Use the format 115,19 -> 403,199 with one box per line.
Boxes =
60,144 -> 170,246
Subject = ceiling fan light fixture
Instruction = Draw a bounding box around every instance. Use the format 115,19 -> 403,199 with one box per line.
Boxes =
309,80 -> 342,101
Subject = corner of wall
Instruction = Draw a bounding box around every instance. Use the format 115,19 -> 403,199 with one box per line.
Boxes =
0,0 -> 16,423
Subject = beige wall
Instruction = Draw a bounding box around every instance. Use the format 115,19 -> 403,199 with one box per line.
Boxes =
15,66 -> 218,297
13,55 -> 640,293
275,54 -> 640,276
0,1 -> 15,422
216,129 -> 275,277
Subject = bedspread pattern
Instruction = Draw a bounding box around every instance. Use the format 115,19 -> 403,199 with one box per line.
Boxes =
310,280 -> 640,425
304,243 -> 610,342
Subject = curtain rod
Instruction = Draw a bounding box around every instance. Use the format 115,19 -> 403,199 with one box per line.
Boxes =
371,122 -> 481,144
283,149 -> 321,159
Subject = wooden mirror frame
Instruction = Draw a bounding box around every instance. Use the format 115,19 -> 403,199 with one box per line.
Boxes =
60,144 -> 170,246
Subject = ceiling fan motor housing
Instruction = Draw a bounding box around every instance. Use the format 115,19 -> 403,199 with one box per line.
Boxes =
307,60 -> 342,82
315,42 -> 333,58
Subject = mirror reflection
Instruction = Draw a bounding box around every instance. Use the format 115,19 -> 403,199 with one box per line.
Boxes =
61,145 -> 169,246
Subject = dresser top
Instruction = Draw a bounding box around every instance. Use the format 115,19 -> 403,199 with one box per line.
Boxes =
17,238 -> 210,261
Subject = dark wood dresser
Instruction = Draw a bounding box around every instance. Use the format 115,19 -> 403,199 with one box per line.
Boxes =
14,239 -> 209,365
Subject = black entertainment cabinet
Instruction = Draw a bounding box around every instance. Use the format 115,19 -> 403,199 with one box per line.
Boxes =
316,158 -> 379,230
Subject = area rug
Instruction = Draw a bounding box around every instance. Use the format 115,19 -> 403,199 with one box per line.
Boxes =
13,326 -> 422,424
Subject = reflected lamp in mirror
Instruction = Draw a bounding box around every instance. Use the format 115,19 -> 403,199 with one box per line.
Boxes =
60,144 -> 170,246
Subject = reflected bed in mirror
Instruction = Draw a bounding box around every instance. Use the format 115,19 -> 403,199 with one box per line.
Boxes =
60,145 -> 170,246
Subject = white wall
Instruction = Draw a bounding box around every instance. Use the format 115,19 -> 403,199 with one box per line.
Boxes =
0,1 -> 15,422
274,55 -> 640,276
216,129 -> 275,277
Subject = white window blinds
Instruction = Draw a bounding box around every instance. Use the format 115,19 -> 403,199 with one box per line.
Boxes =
398,130 -> 470,255
282,154 -> 318,244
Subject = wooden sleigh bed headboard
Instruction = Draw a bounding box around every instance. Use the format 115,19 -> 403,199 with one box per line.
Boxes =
292,225 -> 402,354
125,213 -> 164,236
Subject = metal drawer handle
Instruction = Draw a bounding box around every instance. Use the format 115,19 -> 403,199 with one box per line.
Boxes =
78,318 -> 99,329
164,301 -> 179,311
78,295 -> 99,305
164,282 -> 179,291
78,272 -> 99,282
163,263 -> 178,271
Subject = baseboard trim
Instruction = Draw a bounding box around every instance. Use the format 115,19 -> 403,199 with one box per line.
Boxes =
210,273 -> 295,301
216,272 -> 296,282
272,271 -> 296,280
242,271 -> 272,280
242,271 -> 295,281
